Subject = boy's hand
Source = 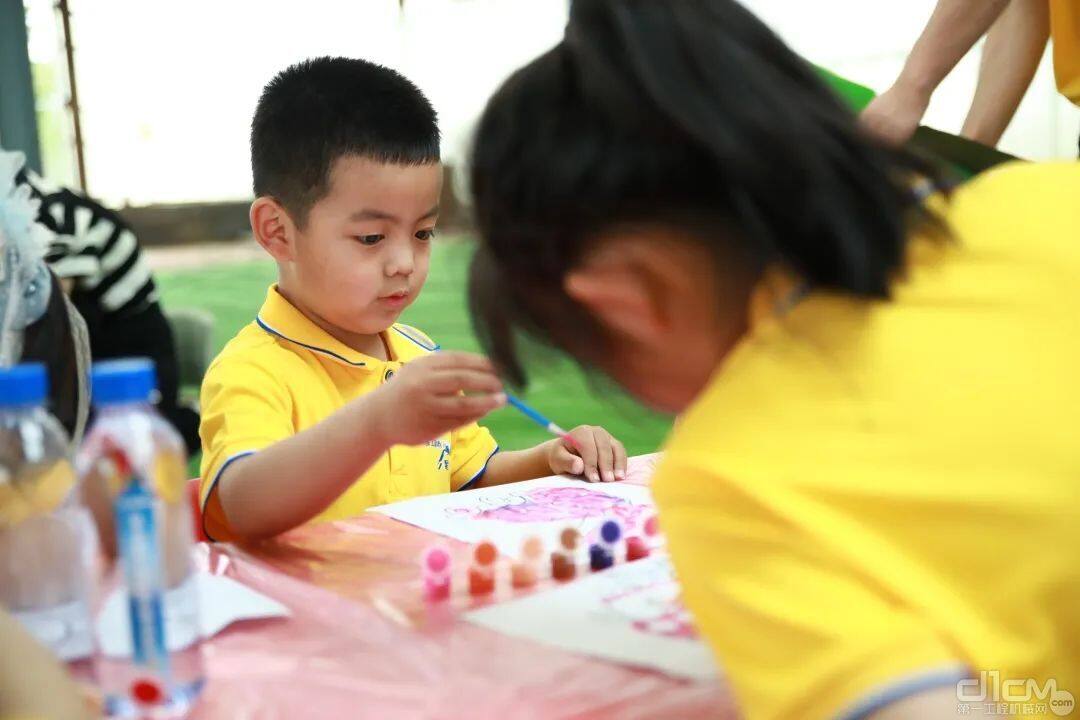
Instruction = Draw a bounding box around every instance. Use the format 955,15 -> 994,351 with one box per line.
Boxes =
547,426 -> 627,483
373,351 -> 505,446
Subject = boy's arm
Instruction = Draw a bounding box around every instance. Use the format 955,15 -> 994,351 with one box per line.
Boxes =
860,0 -> 1011,145
217,393 -> 396,540
474,425 -> 628,488
474,442 -> 559,488
960,0 -> 1050,146
215,352 -> 504,541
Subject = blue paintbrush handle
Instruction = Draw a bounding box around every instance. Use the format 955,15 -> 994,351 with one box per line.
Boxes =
505,393 -> 553,429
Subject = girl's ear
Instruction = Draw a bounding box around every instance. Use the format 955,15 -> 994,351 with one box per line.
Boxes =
564,262 -> 664,346
564,232 -> 700,347
250,197 -> 297,263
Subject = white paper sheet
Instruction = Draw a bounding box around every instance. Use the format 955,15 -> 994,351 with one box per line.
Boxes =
464,555 -> 718,680
369,476 -> 656,558
96,572 -> 289,657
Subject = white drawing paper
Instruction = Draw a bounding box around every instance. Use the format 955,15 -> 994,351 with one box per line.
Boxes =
464,555 -> 718,680
369,475 -> 656,558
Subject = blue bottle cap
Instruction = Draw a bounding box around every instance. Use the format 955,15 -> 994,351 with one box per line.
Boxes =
600,519 -> 622,544
0,363 -> 47,407
90,358 -> 157,406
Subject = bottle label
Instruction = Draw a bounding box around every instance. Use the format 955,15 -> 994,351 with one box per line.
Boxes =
115,480 -> 170,678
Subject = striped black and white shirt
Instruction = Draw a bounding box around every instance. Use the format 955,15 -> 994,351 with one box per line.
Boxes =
17,170 -> 158,318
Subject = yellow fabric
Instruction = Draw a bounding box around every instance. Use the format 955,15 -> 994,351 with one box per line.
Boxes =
198,286 -> 498,541
651,162 -> 1080,720
1051,0 -> 1080,105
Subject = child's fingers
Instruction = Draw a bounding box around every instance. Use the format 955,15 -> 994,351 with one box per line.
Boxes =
612,438 -> 628,481
429,369 -> 503,395
593,432 -> 616,482
572,428 -> 600,483
550,443 -> 585,476
432,392 -> 506,420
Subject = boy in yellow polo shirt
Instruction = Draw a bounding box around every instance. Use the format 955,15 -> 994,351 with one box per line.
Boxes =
198,57 -> 626,542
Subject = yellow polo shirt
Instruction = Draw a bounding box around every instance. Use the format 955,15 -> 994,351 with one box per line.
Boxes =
651,163 -> 1080,720
198,286 -> 499,542
1051,0 -> 1080,105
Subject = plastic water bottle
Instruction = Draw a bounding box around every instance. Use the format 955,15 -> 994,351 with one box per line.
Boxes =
0,363 -> 97,682
79,358 -> 204,718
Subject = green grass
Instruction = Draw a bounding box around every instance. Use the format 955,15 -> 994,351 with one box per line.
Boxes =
156,240 -> 671,472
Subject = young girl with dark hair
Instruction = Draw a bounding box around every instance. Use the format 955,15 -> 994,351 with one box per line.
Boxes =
468,2 -> 1080,718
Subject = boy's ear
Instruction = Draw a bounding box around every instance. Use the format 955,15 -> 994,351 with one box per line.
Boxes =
563,243 -> 671,346
250,197 -> 296,262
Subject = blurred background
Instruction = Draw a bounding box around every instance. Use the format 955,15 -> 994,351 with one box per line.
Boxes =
3,0 -> 1078,465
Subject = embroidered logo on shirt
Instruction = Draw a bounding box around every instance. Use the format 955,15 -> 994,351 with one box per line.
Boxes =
436,444 -> 451,471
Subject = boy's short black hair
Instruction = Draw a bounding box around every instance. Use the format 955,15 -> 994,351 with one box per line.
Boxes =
251,56 -> 440,226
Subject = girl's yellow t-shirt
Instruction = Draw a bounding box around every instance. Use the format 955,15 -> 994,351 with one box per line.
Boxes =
652,162 -> 1080,720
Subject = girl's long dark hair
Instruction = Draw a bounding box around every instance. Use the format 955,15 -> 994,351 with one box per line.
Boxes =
468,0 -> 945,387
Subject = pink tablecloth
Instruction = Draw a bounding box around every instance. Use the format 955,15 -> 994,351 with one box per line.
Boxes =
189,455 -> 736,719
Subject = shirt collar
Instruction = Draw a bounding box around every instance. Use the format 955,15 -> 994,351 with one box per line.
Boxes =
256,285 -> 378,367
255,285 -> 438,367
386,324 -> 440,361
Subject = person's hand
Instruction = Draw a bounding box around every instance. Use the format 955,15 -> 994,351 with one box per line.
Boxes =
371,351 -> 505,447
546,425 -> 627,483
859,81 -> 932,146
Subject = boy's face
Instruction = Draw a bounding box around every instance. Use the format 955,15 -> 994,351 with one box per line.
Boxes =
286,156 -> 441,338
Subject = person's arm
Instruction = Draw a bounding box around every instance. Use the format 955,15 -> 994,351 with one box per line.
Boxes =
860,0 -> 1011,144
476,425 -> 628,487
961,0 -> 1050,145
217,352 -> 504,540
0,610 -> 95,720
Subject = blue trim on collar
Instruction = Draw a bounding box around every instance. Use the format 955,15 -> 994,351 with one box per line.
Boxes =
392,325 -> 440,352
256,316 -> 367,367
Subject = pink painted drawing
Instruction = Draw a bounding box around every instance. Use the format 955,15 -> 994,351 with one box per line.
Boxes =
602,581 -> 699,641
629,603 -> 698,640
447,486 -> 651,528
